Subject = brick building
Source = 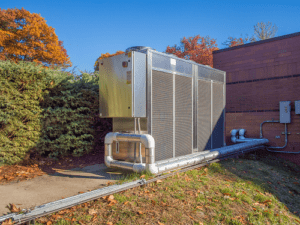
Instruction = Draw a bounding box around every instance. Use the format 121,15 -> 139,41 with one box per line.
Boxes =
213,32 -> 300,166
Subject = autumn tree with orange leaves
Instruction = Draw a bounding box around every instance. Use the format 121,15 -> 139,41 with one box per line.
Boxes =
222,22 -> 278,48
165,35 -> 219,68
222,34 -> 255,48
94,50 -> 124,71
0,7 -> 71,69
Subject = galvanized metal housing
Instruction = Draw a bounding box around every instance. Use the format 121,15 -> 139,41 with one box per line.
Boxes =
98,47 -> 226,165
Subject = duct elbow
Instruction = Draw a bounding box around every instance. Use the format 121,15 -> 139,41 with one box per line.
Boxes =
146,164 -> 159,174
239,129 -> 246,139
104,156 -> 113,167
231,129 -> 239,137
140,134 -> 155,149
105,132 -> 118,145
231,136 -> 237,143
133,163 -> 146,173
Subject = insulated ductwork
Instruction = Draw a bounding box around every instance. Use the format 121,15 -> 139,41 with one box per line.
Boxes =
104,132 -> 156,173
105,132 -> 269,174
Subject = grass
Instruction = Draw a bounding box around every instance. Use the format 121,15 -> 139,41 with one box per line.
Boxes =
10,151 -> 300,224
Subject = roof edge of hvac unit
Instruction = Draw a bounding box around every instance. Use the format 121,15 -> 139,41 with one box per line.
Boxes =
125,46 -> 155,53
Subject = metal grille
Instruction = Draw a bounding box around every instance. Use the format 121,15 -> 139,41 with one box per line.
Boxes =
175,75 -> 193,157
176,60 -> 192,75
152,70 -> 173,161
152,53 -> 171,71
198,80 -> 211,151
212,82 -> 224,148
198,65 -> 225,83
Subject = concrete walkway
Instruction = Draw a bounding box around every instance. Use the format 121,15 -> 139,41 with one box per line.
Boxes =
0,164 -> 124,216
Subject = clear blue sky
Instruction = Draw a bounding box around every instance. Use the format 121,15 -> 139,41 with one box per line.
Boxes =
2,0 -> 299,75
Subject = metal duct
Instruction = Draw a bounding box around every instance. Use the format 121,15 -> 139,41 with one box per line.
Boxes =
105,132 -> 269,174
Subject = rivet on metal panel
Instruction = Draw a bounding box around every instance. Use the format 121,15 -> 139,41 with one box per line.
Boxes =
281,132 -> 291,135
275,136 -> 281,139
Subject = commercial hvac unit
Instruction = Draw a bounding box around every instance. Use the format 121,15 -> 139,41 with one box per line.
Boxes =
99,46 -> 226,173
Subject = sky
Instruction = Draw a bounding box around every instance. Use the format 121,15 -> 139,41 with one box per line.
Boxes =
2,0 -> 300,76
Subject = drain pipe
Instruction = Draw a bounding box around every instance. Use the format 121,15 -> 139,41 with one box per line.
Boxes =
104,132 -> 157,173
134,118 -> 137,163
260,120 -> 300,154
138,118 -> 142,163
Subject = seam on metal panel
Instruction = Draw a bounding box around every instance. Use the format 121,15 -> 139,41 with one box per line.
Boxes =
211,80 -> 213,149
173,72 -> 175,158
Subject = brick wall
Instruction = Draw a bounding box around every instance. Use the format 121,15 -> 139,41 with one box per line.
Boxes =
226,77 -> 300,112
213,32 -> 300,166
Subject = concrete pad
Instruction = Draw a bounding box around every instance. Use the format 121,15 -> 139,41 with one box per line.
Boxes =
0,163 -> 125,216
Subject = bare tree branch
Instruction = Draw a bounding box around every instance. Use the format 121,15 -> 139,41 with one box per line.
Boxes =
253,21 -> 278,40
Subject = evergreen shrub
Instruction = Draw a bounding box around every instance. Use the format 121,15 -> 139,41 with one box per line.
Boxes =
0,60 -> 111,165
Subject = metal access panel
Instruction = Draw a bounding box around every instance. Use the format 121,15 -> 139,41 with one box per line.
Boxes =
295,100 -> 300,114
197,79 -> 212,151
212,82 -> 225,149
111,118 -> 148,162
197,65 -> 226,151
279,101 -> 291,123
98,51 -> 146,117
151,70 -> 174,161
150,52 -> 194,161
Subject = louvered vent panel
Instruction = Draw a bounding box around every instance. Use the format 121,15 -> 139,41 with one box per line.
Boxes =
213,83 -> 224,130
198,80 -> 211,151
152,70 -> 173,161
175,75 -> 193,157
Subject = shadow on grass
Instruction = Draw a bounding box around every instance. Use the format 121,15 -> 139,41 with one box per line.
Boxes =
217,148 -> 300,217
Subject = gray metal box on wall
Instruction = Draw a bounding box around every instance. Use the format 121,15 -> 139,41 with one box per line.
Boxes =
295,100 -> 300,115
279,101 -> 291,123
99,46 -> 226,163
